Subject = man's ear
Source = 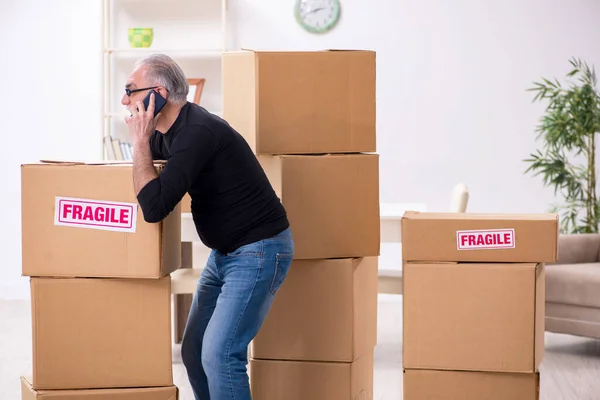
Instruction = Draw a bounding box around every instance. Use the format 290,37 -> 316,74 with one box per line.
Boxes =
157,87 -> 168,100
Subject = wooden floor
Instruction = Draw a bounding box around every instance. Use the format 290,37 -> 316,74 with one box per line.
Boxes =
2,295 -> 600,399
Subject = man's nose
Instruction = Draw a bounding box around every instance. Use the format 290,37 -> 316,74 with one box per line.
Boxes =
121,94 -> 129,106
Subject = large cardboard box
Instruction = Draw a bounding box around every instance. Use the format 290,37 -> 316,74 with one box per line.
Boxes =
403,369 -> 539,400
21,161 -> 181,278
258,154 -> 380,259
30,277 -> 172,390
250,352 -> 373,400
21,377 -> 178,399
403,262 -> 545,373
222,49 -> 376,155
401,211 -> 558,263
252,257 -> 378,362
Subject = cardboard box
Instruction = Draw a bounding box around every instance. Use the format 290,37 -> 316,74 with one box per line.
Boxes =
222,49 -> 376,155
403,262 -> 545,373
258,154 -> 380,259
252,257 -> 378,362
21,377 -> 178,399
403,369 -> 539,400
249,352 -> 373,400
21,161 -> 181,278
30,277 -> 172,390
401,211 -> 558,263
181,193 -> 191,213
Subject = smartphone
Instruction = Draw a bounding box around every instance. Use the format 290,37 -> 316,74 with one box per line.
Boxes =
142,89 -> 167,117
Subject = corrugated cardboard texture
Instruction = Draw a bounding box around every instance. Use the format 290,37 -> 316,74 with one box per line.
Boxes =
252,257 -> 378,362
403,369 -> 539,400
403,262 -> 544,373
223,50 -> 376,154
258,154 -> 380,259
401,211 -> 558,263
21,163 -> 181,278
249,352 -> 373,400
31,277 -> 172,390
21,377 -> 178,400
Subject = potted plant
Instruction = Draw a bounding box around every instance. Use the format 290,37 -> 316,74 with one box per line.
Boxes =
525,58 -> 600,233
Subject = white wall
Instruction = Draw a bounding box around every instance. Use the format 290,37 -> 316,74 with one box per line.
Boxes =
0,0 -> 101,299
229,0 -> 600,214
2,0 -> 600,298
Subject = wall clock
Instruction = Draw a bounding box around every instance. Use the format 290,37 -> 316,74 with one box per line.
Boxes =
294,0 -> 341,34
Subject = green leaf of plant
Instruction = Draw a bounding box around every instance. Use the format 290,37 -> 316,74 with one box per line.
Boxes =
527,58 -> 600,233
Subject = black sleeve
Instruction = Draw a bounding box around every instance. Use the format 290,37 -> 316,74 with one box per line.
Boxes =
149,131 -> 165,160
137,125 -> 218,223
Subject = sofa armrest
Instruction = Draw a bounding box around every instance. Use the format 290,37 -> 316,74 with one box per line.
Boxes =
554,233 -> 600,265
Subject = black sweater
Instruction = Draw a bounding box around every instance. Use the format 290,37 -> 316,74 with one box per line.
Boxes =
136,102 -> 289,253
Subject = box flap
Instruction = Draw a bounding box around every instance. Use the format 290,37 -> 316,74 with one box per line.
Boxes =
277,153 -> 375,160
37,159 -> 132,166
238,48 -> 373,54
325,48 -> 375,53
402,211 -> 558,221
35,159 -> 166,165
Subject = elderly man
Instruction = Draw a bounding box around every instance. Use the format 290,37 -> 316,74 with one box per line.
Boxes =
122,53 -> 294,400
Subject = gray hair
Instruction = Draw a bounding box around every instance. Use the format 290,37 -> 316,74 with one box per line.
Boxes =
134,54 -> 189,104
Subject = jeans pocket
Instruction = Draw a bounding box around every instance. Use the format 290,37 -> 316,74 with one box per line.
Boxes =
225,242 -> 262,257
270,252 -> 293,295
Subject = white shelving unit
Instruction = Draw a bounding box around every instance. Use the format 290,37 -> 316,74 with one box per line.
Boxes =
100,0 -> 229,159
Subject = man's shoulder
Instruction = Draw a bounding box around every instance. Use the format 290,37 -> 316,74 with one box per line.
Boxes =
182,103 -> 219,124
176,106 -> 223,132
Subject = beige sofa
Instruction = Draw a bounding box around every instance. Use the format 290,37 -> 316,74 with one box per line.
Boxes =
545,233 -> 600,339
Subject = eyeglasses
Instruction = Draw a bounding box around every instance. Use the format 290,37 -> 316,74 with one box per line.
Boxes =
124,86 -> 158,96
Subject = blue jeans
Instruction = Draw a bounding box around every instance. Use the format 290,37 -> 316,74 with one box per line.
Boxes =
181,227 -> 294,400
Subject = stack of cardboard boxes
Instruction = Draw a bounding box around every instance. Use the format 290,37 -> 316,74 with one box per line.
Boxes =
19,161 -> 182,399
221,49 -> 381,399
400,211 -> 559,399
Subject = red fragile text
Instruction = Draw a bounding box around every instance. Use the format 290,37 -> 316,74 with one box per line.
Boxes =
62,203 -> 130,225
457,229 -> 515,250
55,197 -> 137,232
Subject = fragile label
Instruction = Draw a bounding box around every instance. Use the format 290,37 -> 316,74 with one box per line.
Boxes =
54,196 -> 138,233
456,228 -> 515,250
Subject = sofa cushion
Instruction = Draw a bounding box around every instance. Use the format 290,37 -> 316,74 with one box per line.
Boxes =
555,234 -> 600,265
546,263 -> 600,308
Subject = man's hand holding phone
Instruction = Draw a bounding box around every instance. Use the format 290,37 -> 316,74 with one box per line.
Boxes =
125,90 -> 163,149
